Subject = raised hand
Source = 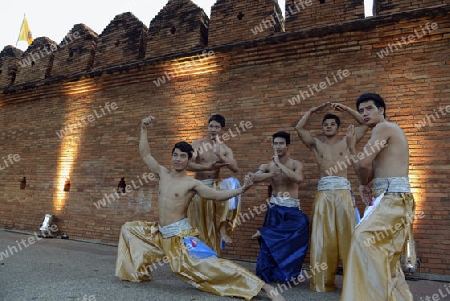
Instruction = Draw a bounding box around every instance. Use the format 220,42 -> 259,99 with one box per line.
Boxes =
141,115 -> 155,129
310,102 -> 330,113
272,154 -> 280,166
346,124 -> 356,151
330,102 -> 347,112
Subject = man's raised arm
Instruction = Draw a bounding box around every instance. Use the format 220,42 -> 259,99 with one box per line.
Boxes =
331,102 -> 368,142
139,116 -> 163,175
295,102 -> 328,148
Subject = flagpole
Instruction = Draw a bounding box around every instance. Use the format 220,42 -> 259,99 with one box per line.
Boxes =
16,14 -> 25,47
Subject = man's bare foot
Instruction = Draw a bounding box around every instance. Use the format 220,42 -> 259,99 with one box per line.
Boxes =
262,283 -> 286,301
251,230 -> 261,239
220,233 -> 233,244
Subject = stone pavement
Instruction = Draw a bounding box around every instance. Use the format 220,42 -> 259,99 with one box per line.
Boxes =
1,230 -> 449,301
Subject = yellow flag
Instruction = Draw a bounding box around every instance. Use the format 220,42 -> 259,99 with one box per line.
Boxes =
18,16 -> 33,45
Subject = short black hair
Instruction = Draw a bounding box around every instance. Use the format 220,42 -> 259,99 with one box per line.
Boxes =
272,131 -> 290,145
356,93 -> 386,118
208,114 -> 225,127
322,113 -> 341,128
172,141 -> 194,159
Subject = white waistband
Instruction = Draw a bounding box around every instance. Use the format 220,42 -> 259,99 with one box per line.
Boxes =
373,177 -> 411,193
270,196 -> 300,208
318,176 -> 351,191
201,179 -> 215,187
158,218 -> 192,238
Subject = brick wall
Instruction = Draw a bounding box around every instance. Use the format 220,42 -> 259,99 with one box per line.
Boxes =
0,46 -> 22,88
93,12 -> 148,70
285,0 -> 365,31
51,24 -> 98,78
0,1 -> 449,276
13,37 -> 57,85
375,0 -> 446,15
209,0 -> 284,46
146,0 -> 209,58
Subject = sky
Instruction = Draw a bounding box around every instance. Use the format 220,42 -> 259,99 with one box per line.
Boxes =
0,0 -> 373,52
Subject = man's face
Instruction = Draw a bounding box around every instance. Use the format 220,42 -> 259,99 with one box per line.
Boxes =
273,137 -> 288,157
208,120 -> 222,139
358,100 -> 384,127
322,119 -> 339,137
172,148 -> 189,171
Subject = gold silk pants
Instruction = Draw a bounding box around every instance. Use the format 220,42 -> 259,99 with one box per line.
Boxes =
188,179 -> 241,255
115,221 -> 264,300
310,189 -> 356,292
340,193 -> 415,301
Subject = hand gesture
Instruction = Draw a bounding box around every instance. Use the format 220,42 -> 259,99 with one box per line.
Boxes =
242,173 -> 255,191
272,144 -> 280,164
210,161 -> 229,170
272,154 -> 280,166
310,102 -> 329,113
141,115 -> 155,129
272,166 -> 282,177
213,135 -> 221,154
359,185 -> 373,206
330,102 -> 347,112
346,124 -> 356,150
213,136 -> 229,164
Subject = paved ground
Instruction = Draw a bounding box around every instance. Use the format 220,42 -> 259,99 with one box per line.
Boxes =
0,230 -> 449,301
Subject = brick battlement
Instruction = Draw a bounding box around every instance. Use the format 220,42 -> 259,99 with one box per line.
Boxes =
0,0 -> 448,90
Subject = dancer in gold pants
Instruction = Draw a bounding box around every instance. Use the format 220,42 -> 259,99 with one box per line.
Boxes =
341,177 -> 415,301
188,178 -> 241,254
188,114 -> 242,254
343,92 -> 417,301
115,219 -> 264,300
309,176 -> 356,292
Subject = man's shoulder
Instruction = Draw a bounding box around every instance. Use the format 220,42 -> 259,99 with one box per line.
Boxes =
192,138 -> 206,145
288,157 -> 303,167
374,120 -> 404,133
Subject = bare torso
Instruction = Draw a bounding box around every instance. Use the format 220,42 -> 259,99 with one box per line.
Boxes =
372,122 -> 409,178
261,158 -> 301,199
312,138 -> 350,178
192,138 -> 232,180
157,168 -> 198,226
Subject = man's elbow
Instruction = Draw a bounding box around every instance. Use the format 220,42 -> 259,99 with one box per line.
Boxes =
294,176 -> 303,185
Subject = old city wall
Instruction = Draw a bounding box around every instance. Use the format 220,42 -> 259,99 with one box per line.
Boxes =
0,0 -> 449,275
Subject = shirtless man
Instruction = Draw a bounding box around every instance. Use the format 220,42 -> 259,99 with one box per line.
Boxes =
341,93 -> 415,301
295,102 -> 368,292
115,115 -> 285,301
251,131 -> 309,284
188,114 -> 240,253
